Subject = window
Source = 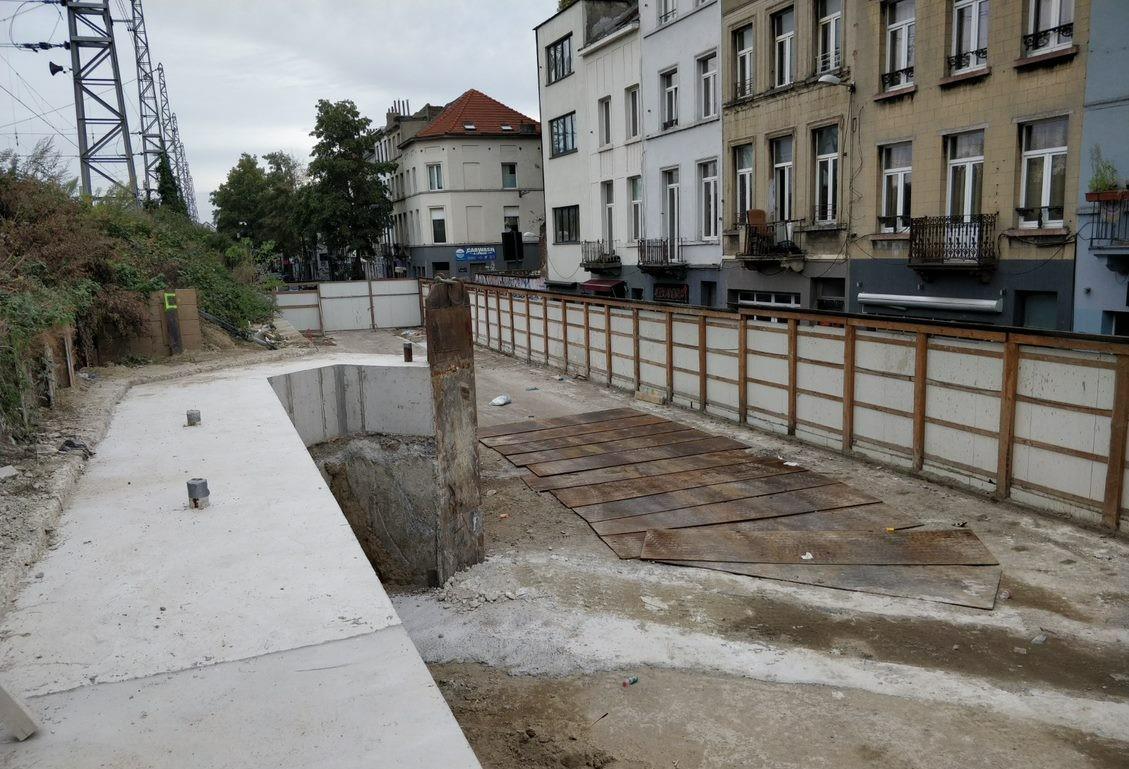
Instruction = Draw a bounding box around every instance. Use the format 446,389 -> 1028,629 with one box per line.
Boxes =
772,7 -> 795,88
698,53 -> 718,119
662,168 -> 680,243
1019,117 -> 1067,228
553,205 -> 580,243
1026,0 -> 1074,54
951,0 -> 989,73
699,160 -> 719,239
881,142 -> 912,232
661,69 -> 679,129
730,290 -> 801,320
625,86 -> 640,139
501,162 -> 517,189
813,126 -> 839,224
735,144 -> 754,224
658,0 -> 676,25
629,176 -> 643,240
734,24 -> 755,98
883,0 -> 915,90
598,96 -> 612,146
946,130 -> 984,220
504,206 -> 520,231
601,181 -> 614,245
546,35 -> 572,84
549,112 -> 577,157
817,0 -> 842,73
813,278 -> 846,312
426,163 -> 443,191
430,208 -> 446,244
770,136 -> 793,221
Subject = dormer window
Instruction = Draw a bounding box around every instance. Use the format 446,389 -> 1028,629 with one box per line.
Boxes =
464,123 -> 477,131
501,124 -> 513,131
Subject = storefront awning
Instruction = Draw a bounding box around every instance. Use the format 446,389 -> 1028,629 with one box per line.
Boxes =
580,279 -> 626,296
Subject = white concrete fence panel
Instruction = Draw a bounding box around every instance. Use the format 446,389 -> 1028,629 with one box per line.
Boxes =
275,279 -> 422,334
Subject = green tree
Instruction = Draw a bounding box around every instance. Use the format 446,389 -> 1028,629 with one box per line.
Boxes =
156,151 -> 188,216
261,151 -> 308,259
210,153 -> 269,241
305,99 -> 393,276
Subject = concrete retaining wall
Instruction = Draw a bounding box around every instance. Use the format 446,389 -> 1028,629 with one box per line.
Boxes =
274,279 -> 422,334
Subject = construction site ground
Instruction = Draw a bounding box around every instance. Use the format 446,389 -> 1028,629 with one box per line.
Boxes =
328,329 -> 1129,769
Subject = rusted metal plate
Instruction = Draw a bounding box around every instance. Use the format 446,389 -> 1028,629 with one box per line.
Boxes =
575,471 -> 837,523
640,528 -> 999,566
524,449 -> 761,492
527,436 -> 748,477
482,415 -> 669,448
509,429 -> 708,467
669,562 -> 1002,610
492,419 -> 687,455
477,407 -> 641,439
728,503 -> 914,531
552,459 -> 798,508
601,532 -> 647,559
592,484 -> 880,535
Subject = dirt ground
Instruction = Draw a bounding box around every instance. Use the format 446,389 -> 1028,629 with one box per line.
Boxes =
328,329 -> 1129,769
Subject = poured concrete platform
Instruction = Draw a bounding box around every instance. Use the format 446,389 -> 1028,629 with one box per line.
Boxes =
0,354 -> 480,768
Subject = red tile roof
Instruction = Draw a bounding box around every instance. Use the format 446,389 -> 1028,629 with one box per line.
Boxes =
412,89 -> 540,140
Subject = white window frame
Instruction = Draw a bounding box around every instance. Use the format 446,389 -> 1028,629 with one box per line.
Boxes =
602,180 -> 615,246
771,136 -> 793,222
773,8 -> 795,88
663,168 -> 680,244
698,53 -> 718,120
735,24 -> 755,98
597,96 -> 612,147
699,160 -> 719,240
881,142 -> 912,233
625,86 -> 640,139
426,163 -> 443,191
817,0 -> 842,73
629,176 -> 643,241
658,0 -> 677,25
946,131 -> 984,221
735,144 -> 754,224
1019,119 -> 1068,228
951,0 -> 989,73
661,69 -> 679,129
814,126 -> 839,224
884,0 -> 916,90
1027,0 -> 1074,54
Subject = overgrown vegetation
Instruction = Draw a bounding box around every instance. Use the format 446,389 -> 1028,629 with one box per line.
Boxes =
1089,146 -> 1122,193
0,139 -> 274,441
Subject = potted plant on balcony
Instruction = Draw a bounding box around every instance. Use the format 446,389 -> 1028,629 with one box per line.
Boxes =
1085,146 -> 1129,202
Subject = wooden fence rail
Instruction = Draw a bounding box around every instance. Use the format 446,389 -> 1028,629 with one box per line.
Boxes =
421,281 -> 1129,533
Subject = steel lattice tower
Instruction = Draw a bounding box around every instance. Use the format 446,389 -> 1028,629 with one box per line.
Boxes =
128,0 -> 166,202
66,0 -> 138,199
156,63 -> 198,220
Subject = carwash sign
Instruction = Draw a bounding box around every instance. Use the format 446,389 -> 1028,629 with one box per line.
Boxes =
455,246 -> 497,262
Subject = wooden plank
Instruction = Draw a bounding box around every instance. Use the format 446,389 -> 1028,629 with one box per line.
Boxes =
737,314 -> 748,424
583,302 -> 592,377
1103,355 -> 1129,529
593,484 -> 881,535
787,318 -> 797,435
913,331 -> 928,470
562,299 -> 570,372
640,528 -> 998,566
543,297 -> 550,364
477,407 -> 640,439
508,292 -> 516,353
602,532 -> 647,559
632,307 -> 641,390
525,294 -> 532,362
484,291 -> 492,349
508,429 -> 709,467
527,436 -> 748,477
524,449 -> 761,491
551,459 -> 797,508
605,305 -> 613,385
493,420 -> 686,455
577,471 -> 839,524
842,324 -> 855,451
993,341 -> 1020,496
698,315 -> 707,410
482,415 -> 669,448
665,311 -> 674,401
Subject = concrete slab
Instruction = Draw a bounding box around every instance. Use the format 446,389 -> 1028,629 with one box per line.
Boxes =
0,354 -> 480,768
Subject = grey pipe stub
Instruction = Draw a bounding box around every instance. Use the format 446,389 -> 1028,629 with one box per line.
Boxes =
187,478 -> 210,509
186,409 -> 202,426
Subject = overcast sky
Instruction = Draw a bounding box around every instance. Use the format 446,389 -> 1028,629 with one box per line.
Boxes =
0,0 -> 557,221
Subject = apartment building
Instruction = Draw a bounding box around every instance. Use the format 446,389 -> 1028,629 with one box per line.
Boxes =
849,0 -> 1088,329
376,91 -> 545,279
720,0 -> 853,312
1073,0 -> 1129,334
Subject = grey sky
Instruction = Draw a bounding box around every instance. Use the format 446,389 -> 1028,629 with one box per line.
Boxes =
0,0 -> 557,221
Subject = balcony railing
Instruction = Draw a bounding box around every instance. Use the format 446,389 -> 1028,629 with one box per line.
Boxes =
1090,199 -> 1129,249
881,66 -> 914,90
1023,22 -> 1073,53
947,47 -> 988,72
734,79 -> 756,100
1015,205 -> 1065,229
817,48 -> 841,74
739,220 -> 804,260
908,213 -> 998,269
657,8 -> 677,25
661,116 -> 679,131
580,240 -> 621,270
639,237 -> 686,269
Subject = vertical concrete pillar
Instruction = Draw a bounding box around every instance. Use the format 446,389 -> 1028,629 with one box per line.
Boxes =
425,280 -> 484,584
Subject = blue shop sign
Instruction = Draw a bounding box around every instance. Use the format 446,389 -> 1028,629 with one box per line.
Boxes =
455,246 -> 497,262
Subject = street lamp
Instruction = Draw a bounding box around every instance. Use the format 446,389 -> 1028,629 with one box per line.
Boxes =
817,73 -> 856,92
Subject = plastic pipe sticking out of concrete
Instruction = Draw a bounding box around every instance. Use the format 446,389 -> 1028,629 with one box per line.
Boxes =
186,409 -> 201,426
187,478 -> 210,509
403,342 -> 413,363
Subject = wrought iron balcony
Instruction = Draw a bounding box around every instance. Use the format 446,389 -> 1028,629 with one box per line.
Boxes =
1090,199 -> 1129,250
638,238 -> 686,271
908,213 -> 998,269
734,78 -> 756,100
1023,23 -> 1073,53
947,48 -> 988,71
817,48 -> 841,74
738,220 -> 804,262
881,66 -> 914,90
580,240 -> 621,270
